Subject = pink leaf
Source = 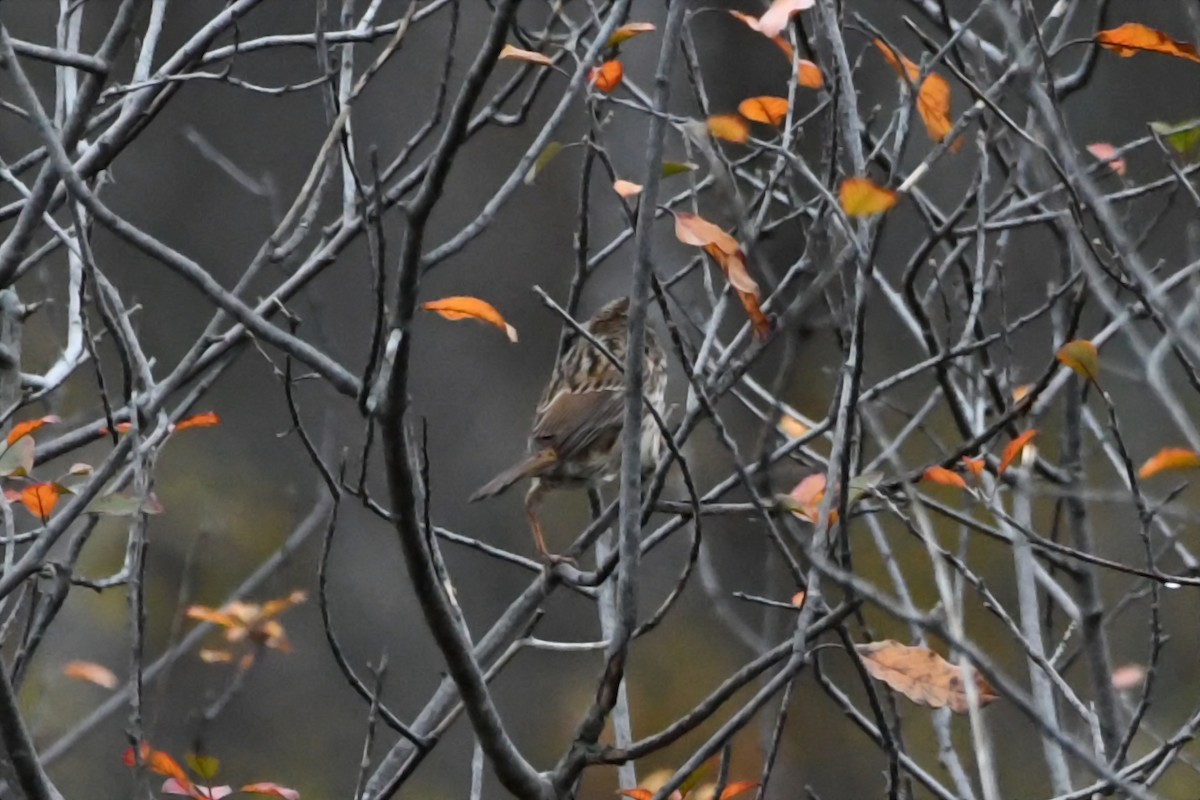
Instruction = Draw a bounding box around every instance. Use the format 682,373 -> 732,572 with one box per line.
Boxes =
757,0 -> 814,38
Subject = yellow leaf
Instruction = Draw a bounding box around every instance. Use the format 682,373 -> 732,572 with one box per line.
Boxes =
421,296 -> 518,342
779,415 -> 809,438
498,44 -> 553,67
840,177 -> 898,217
1138,447 -> 1200,478
1055,339 -> 1100,382
738,96 -> 789,126
707,114 -> 750,144
1096,23 -> 1200,63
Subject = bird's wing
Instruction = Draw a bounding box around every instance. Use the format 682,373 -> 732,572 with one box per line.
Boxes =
532,388 -> 624,458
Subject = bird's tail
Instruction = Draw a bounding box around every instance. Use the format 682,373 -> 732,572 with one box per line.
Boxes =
469,450 -> 557,502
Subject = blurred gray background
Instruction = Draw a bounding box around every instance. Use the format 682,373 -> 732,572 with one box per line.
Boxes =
3,0 -> 1200,797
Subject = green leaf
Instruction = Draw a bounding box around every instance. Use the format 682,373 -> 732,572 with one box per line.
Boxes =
1150,119 -> 1200,160
86,492 -> 164,517
846,470 -> 885,506
186,754 -> 220,781
661,161 -> 698,177
525,141 -> 564,185
0,436 -> 34,478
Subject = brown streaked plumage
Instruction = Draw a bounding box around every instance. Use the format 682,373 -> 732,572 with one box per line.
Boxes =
469,297 -> 668,562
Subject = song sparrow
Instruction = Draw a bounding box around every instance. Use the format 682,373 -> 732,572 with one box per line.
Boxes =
469,296 -> 668,562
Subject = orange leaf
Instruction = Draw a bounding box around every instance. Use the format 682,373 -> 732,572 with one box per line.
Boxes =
63,660 -> 117,689
123,744 -> 191,787
186,605 -> 244,629
738,96 -> 789,126
240,783 -> 300,800
961,456 -> 985,478
1086,143 -> 1127,176
758,0 -> 814,38
1138,447 -> 1200,478
422,296 -> 518,342
840,177 -> 898,217
998,429 -> 1038,474
707,114 -> 750,144
720,781 -> 761,800
923,465 -> 967,490
797,59 -> 823,88
790,591 -> 806,607
1056,339 -> 1100,382
175,411 -> 220,432
20,483 -> 61,521
857,640 -> 998,713
613,179 -> 643,198
589,59 -> 623,93
498,44 -> 553,67
7,415 -> 60,446
1096,23 -> 1200,63
735,285 -> 771,340
608,22 -> 655,47
618,792 -> 654,800
874,40 -> 953,143
700,244 -> 758,295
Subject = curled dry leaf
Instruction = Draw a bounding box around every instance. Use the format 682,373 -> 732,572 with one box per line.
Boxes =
874,40 -> 953,143
738,96 -> 789,126
613,179 -> 643,198
589,59 -> 623,93
840,177 -> 899,217
7,415 -> 60,446
1096,23 -> 1200,63
1056,339 -> 1100,382
123,744 -> 192,788
922,465 -> 967,490
757,0 -> 814,38
421,296 -> 518,343
856,640 -> 999,714
783,473 -> 826,523
706,114 -> 750,144
498,44 -> 553,67
998,429 -> 1038,474
1138,447 -> 1200,478
63,660 -> 118,689
1086,143 -> 1127,176
608,22 -> 655,47
673,212 -> 769,339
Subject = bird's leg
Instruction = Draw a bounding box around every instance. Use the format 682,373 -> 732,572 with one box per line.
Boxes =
524,482 -> 574,566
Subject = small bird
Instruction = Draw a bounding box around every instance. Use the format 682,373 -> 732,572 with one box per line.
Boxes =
469,297 -> 667,563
